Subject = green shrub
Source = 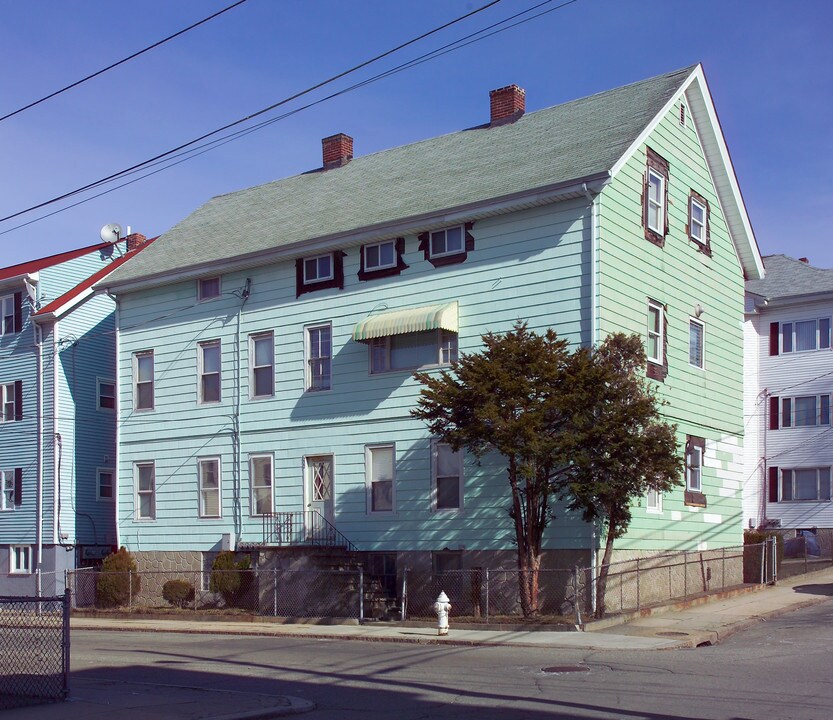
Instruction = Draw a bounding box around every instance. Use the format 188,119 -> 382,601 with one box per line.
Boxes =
96,547 -> 141,608
209,552 -> 252,607
162,579 -> 195,608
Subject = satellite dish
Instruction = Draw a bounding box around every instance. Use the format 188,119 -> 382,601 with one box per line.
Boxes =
100,223 -> 122,244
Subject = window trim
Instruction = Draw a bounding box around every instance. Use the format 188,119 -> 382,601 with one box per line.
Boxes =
689,317 -> 705,370
428,226 -> 465,260
96,467 -> 114,502
418,222 -> 475,268
366,443 -> 395,514
135,461 -> 156,521
303,254 -> 335,284
644,148 -> 669,246
249,453 -> 273,517
249,332 -> 274,399
363,240 -> 397,272
432,440 -> 464,512
358,237 -> 408,281
647,300 -> 664,365
777,467 -> 832,502
369,329 -> 458,375
684,436 -> 707,507
305,323 -> 332,392
1,469 -> 16,511
1,381 -> 21,423
133,350 -> 154,411
198,340 -> 222,404
97,378 -> 116,412
775,393 -> 831,429
10,545 -> 32,574
0,292 -> 21,336
197,276 -> 222,302
198,457 -> 222,519
687,190 -> 711,255
646,488 -> 663,514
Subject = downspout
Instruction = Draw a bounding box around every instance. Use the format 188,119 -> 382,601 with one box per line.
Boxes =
582,182 -> 600,615
52,322 -> 60,548
107,291 -> 121,549
34,322 -> 43,581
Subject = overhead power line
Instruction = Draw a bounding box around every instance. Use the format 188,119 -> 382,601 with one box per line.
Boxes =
0,0 -> 250,124
0,0 -> 581,234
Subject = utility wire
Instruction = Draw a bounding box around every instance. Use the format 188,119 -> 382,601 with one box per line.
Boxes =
0,0 -> 504,225
0,0 -> 250,124
0,0 -> 580,235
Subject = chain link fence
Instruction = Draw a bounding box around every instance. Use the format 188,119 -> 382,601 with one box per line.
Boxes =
0,591 -> 70,710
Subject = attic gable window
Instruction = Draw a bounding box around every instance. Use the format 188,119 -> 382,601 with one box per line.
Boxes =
1,293 -> 22,336
295,252 -> 345,297
687,190 -> 711,255
643,148 -> 669,247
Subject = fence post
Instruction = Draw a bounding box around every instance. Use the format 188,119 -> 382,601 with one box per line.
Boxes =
772,536 -> 778,584
63,587 -> 72,699
573,566 -> 582,627
400,569 -> 408,621
36,568 -> 41,599
129,570 -> 133,611
193,571 -> 198,611
273,568 -> 277,617
358,566 -> 364,622
485,569 -> 490,625
683,551 -> 688,598
64,568 -> 69,596
721,547 -> 726,591
636,558 -> 641,611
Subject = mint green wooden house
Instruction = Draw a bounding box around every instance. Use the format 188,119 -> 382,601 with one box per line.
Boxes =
100,65 -> 762,592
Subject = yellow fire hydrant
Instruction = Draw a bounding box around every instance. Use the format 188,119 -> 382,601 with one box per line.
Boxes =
434,591 -> 451,636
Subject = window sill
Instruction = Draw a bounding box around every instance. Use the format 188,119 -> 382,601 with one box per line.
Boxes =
370,362 -> 451,376
684,490 -> 707,508
689,239 -> 712,257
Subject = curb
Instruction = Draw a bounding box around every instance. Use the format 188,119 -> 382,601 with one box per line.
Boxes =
210,696 -> 316,719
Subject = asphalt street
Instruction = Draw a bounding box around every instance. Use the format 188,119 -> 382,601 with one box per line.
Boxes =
68,598 -> 833,720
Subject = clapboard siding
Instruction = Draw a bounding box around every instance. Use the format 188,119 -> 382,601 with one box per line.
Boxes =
597,98 -> 745,550
118,201 -> 595,552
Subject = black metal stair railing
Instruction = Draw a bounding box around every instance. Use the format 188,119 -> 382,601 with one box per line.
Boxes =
261,510 -> 357,552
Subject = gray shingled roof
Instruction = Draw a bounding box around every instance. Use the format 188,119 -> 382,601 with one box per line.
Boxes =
747,254 -> 833,300
106,66 -> 695,287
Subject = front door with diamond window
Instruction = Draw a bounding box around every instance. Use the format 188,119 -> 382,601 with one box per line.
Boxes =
306,455 -> 335,533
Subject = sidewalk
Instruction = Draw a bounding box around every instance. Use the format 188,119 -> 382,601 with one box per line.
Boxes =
8,567 -> 832,720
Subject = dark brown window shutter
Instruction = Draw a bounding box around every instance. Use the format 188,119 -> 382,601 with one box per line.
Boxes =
769,396 -> 779,430
768,466 -> 779,503
13,292 -> 22,333
14,380 -> 22,421
294,259 -> 304,298
334,250 -> 345,290
769,322 -> 779,356
14,467 -> 22,506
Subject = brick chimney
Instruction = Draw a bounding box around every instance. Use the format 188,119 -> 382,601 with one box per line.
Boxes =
125,233 -> 148,252
322,133 -> 353,169
489,84 -> 525,126
799,257 -> 809,264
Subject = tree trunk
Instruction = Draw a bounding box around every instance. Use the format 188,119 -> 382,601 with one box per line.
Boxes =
594,531 -> 616,619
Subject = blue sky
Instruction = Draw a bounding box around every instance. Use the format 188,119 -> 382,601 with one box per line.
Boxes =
1,0 -> 831,269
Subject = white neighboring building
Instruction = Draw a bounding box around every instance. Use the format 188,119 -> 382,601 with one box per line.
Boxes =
745,254 -> 833,532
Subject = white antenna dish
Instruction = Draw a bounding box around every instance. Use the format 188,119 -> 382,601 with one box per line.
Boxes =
100,223 -> 122,244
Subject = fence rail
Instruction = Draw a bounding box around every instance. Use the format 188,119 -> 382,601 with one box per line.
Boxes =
64,539 -> 803,625
0,591 -> 70,710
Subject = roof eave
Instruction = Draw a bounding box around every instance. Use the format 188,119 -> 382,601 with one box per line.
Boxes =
99,172 -> 611,295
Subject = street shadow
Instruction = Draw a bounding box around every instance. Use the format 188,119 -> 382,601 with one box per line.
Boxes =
791,582 -> 833,596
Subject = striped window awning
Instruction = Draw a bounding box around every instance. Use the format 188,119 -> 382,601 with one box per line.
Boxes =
353,302 -> 458,343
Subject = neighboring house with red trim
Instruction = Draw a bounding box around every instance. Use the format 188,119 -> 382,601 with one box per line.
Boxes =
745,255 -> 833,554
0,234 -> 153,594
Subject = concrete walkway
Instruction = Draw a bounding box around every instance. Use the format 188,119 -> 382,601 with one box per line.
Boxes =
8,567 -> 833,720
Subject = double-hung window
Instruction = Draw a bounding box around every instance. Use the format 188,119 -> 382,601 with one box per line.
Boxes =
644,148 -> 669,244
429,227 -> 464,259
303,254 -> 333,284
250,454 -> 273,516
689,195 -> 708,245
97,469 -> 114,501
370,330 -> 457,374
10,545 -> 32,574
250,333 -> 274,398
198,458 -> 221,518
777,394 -> 831,429
780,318 -> 831,354
97,379 -> 115,411
433,441 -> 463,511
646,488 -> 662,513
134,351 -> 154,410
1,295 -> 16,336
647,170 -> 665,234
135,462 -> 156,520
685,437 -> 706,504
647,301 -> 664,365
199,341 -> 221,403
1,470 -> 15,510
305,324 -> 332,392
689,319 -> 705,369
367,445 -> 394,513
2,382 -> 18,422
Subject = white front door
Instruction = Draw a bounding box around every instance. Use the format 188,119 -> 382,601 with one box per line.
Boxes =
306,455 -> 335,530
